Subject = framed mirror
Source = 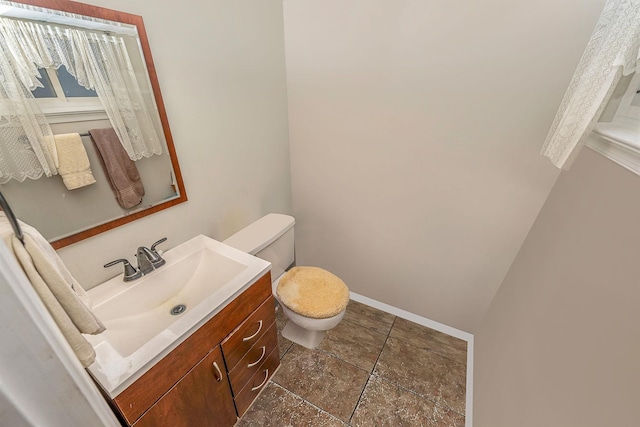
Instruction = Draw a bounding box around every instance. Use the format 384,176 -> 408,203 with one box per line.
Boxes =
0,0 -> 187,249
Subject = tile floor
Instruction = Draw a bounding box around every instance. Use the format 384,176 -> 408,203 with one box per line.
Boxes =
236,300 -> 467,427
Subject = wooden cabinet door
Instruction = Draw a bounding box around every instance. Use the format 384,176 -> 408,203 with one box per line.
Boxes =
134,346 -> 237,427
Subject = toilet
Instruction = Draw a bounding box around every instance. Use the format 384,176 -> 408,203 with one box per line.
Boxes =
223,214 -> 349,349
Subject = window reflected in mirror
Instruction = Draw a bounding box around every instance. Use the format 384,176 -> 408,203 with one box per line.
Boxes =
0,0 -> 187,248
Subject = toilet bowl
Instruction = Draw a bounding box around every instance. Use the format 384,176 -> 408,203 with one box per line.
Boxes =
279,304 -> 345,349
223,214 -> 348,349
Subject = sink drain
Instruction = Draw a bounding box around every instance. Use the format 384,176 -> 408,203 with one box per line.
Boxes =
170,304 -> 187,315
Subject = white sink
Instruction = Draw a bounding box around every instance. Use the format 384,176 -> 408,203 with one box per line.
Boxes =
85,234 -> 270,397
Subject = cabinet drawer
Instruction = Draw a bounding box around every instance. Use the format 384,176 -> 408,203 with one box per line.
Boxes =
228,322 -> 277,394
222,296 -> 276,369
233,346 -> 279,417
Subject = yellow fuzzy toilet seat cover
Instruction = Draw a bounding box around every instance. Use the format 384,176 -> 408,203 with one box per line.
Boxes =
276,266 -> 350,319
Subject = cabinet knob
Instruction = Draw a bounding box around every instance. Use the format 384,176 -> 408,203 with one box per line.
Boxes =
242,320 -> 263,342
212,361 -> 223,382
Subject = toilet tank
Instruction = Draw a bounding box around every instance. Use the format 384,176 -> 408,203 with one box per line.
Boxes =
222,214 -> 295,283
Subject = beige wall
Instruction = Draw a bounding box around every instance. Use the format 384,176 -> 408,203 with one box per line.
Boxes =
283,0 -> 606,332
54,0 -> 291,289
474,148 -> 640,426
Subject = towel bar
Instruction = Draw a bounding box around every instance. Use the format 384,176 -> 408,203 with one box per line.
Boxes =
0,191 -> 24,245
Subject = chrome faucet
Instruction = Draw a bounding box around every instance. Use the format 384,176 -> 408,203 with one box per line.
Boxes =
136,238 -> 167,274
136,246 -> 158,275
104,237 -> 167,281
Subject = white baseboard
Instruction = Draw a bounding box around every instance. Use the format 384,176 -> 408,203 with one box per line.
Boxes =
349,291 -> 474,427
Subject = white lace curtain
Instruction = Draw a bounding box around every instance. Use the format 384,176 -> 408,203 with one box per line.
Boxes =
541,0 -> 640,169
0,20 -> 57,183
0,16 -> 163,183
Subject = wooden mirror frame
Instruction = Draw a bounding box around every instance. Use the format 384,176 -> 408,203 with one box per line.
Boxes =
9,0 -> 188,249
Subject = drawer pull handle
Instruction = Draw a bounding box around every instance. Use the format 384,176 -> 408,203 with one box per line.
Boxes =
247,346 -> 266,368
243,320 -> 263,342
212,361 -> 223,382
251,369 -> 269,392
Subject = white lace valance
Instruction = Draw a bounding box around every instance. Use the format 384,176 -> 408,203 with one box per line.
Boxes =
541,0 -> 640,169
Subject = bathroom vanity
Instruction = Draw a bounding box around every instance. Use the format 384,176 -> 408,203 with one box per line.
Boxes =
108,272 -> 278,426
84,235 -> 279,426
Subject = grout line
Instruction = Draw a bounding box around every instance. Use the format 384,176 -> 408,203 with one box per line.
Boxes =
347,316 -> 396,424
279,342 -> 293,360
374,314 -> 396,367
347,374 -> 373,425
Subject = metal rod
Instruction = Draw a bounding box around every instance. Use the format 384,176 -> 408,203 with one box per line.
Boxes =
0,191 -> 24,245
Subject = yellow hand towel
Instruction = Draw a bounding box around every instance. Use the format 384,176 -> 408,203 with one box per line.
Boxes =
54,133 -> 96,190
42,134 -> 59,170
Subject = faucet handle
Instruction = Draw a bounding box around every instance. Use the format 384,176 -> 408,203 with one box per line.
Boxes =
147,237 -> 167,268
104,258 -> 143,282
150,237 -> 167,254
